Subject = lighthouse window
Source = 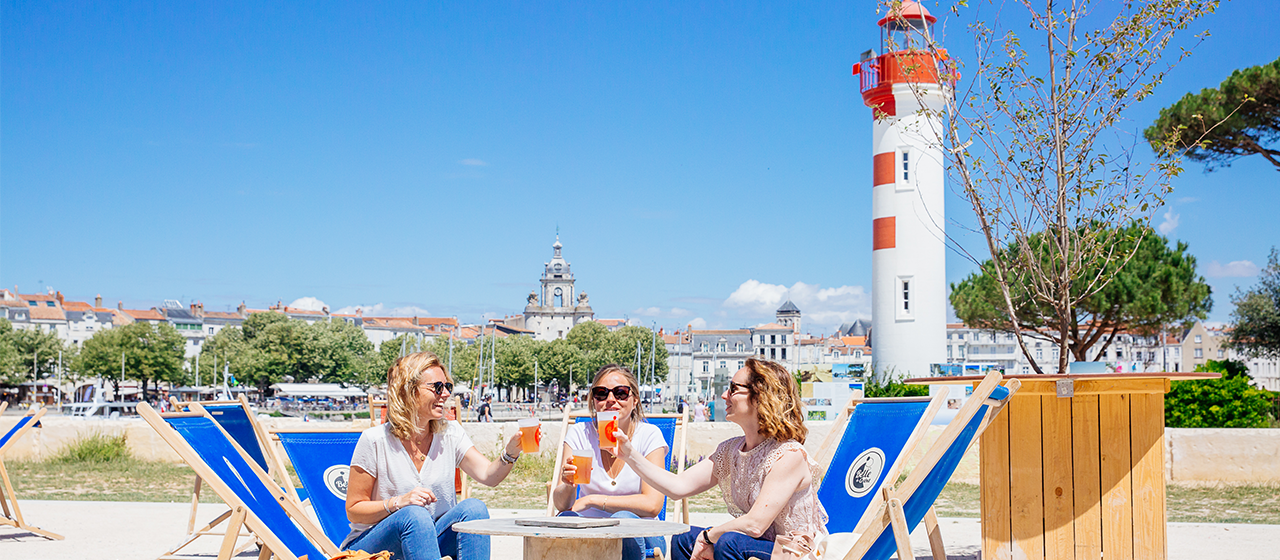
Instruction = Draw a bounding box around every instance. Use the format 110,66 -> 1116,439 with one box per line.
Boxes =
902,150 -> 910,181
902,280 -> 910,311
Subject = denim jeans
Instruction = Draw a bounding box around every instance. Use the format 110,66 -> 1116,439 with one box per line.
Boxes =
558,509 -> 668,560
671,526 -> 774,560
345,498 -> 490,560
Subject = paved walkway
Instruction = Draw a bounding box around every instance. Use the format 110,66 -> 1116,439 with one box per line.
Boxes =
2,500 -> 1277,559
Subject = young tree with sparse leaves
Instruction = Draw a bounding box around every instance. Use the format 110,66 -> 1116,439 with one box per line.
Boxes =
1228,247 -> 1280,359
893,0 -> 1220,372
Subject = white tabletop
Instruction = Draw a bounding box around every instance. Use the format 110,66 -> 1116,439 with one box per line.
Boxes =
453,517 -> 689,539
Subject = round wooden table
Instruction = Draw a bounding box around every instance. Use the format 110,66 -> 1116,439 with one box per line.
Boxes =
453,517 -> 689,560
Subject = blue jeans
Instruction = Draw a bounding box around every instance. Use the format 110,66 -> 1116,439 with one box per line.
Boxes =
559,510 -> 667,560
671,526 -> 773,560
345,498 -> 490,560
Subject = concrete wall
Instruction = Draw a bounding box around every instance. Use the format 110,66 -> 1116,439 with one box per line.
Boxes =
5,416 -> 1276,484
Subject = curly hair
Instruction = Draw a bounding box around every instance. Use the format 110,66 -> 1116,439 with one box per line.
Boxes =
743,357 -> 807,443
386,351 -> 452,440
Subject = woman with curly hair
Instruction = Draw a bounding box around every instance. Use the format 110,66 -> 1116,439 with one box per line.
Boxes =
343,351 -> 525,560
615,358 -> 827,560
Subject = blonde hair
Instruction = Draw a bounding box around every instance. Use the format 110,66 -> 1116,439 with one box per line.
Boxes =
386,352 -> 451,440
590,364 -> 645,429
743,357 -> 807,443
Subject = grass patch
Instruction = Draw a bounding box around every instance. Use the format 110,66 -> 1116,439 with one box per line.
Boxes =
8,458 -> 224,503
53,432 -> 130,464
1167,483 -> 1280,524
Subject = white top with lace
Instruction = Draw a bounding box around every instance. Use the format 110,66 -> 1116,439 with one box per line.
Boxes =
710,436 -> 829,542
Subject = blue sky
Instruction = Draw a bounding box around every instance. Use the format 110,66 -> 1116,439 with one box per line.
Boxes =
3,1 -> 1277,334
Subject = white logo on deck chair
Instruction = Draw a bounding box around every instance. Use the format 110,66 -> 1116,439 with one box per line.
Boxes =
845,447 -> 885,498
324,465 -> 350,499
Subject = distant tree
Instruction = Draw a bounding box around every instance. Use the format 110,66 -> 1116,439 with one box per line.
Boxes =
0,319 -> 24,384
951,223 -> 1212,363
1228,247 -> 1280,359
566,321 -> 609,351
77,322 -> 184,400
4,323 -> 70,386
607,326 -> 670,383
1146,57 -> 1280,171
1166,359 -> 1273,428
75,327 -> 130,397
533,338 -> 586,394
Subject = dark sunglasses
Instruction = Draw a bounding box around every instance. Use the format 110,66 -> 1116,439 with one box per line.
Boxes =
422,381 -> 454,395
592,385 -> 633,401
728,381 -> 751,394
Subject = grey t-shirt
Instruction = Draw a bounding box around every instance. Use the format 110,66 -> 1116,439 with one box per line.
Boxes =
343,421 -> 475,547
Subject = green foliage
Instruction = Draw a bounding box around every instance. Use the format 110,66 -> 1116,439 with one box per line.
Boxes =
1166,360 -> 1273,428
1146,57 -> 1280,170
1229,248 -> 1280,360
54,432 -> 130,464
864,365 -> 930,398
951,223 -> 1212,366
73,321 -> 183,399
0,319 -> 72,386
198,312 -> 379,392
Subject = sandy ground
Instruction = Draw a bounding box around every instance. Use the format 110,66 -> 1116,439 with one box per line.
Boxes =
2,500 -> 1278,559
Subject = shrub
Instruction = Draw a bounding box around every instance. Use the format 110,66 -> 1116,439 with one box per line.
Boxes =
54,432 -> 130,463
864,365 -> 929,398
353,411 -> 370,419
1166,360 -> 1273,428
269,410 -> 286,417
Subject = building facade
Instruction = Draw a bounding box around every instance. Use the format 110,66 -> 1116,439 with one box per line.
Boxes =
520,236 -> 595,341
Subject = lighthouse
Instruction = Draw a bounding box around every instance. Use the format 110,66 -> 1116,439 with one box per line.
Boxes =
853,1 -> 949,379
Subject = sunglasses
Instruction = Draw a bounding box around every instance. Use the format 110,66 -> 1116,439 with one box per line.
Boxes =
728,381 -> 751,395
592,385 -> 633,401
422,381 -> 454,396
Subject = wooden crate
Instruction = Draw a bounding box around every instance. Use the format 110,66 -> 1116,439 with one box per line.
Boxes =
975,375 -> 1192,560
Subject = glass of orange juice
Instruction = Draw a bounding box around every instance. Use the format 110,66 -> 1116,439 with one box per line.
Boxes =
571,449 -> 593,484
517,418 -> 541,453
597,411 -> 619,449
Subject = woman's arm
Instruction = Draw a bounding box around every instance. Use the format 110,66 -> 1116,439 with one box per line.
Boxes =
706,448 -> 809,541
571,446 -> 668,518
458,431 -> 524,487
344,466 -> 437,525
550,442 -> 579,513
615,431 -> 717,500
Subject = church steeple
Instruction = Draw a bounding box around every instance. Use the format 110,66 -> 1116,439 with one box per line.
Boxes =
524,234 -> 594,340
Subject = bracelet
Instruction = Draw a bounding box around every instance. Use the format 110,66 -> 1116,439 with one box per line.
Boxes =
383,498 -> 392,515
500,451 -> 519,465
701,529 -> 715,546
602,495 -> 610,510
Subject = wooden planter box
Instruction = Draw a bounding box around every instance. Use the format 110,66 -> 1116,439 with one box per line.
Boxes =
916,373 -> 1214,560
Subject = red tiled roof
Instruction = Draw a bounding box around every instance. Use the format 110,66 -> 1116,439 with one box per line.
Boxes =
281,306 -> 325,316
841,336 -> 868,347
61,301 -> 94,311
414,317 -> 459,327
597,319 -> 626,326
753,322 -> 791,330
691,329 -> 751,335
17,293 -> 57,303
29,307 -> 66,321
122,309 -> 165,321
203,311 -> 243,320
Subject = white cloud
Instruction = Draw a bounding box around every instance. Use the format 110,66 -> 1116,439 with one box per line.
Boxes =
459,158 -> 489,166
333,303 -> 432,316
724,280 -> 870,330
633,306 -> 694,318
1205,260 -> 1260,278
670,308 -> 692,317
689,317 -> 708,329
1157,210 -> 1180,235
1176,196 -> 1200,204
289,297 -> 328,311
633,307 -> 662,317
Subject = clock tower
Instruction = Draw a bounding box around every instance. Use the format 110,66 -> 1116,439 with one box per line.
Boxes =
523,235 -> 595,340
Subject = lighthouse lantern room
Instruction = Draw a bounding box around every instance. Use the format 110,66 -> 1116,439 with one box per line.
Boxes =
852,1 -> 950,379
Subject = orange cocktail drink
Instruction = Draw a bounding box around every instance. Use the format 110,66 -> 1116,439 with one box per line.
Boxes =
518,418 -> 541,453
597,411 -> 619,450
571,449 -> 592,484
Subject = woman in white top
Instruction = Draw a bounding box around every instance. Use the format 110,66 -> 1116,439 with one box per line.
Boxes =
615,358 -> 828,560
551,364 -> 669,560
344,352 -> 527,560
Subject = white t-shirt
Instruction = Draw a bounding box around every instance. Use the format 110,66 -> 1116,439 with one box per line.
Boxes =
343,422 -> 475,547
563,419 -> 667,518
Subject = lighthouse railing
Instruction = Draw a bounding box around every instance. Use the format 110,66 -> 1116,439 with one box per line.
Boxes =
860,61 -> 881,93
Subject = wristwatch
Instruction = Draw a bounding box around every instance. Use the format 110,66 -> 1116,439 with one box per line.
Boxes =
701,528 -> 715,546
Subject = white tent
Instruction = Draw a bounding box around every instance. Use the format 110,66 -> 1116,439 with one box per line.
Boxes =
269,383 -> 367,398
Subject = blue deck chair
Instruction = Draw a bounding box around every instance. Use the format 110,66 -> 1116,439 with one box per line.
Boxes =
139,402 -> 338,560
812,392 -> 947,535
0,406 -> 63,541
272,428 -> 363,548
821,371 -> 1021,560
165,395 -> 294,559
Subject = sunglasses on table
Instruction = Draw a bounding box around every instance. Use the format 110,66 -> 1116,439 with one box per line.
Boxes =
591,386 -> 633,401
422,381 -> 454,395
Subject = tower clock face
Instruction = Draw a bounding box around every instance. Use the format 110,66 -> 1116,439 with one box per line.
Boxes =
554,287 -> 563,297
554,264 -> 563,272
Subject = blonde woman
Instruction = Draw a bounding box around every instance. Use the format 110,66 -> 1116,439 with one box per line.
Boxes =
616,358 -> 827,560
552,364 -> 669,560
344,352 -> 525,560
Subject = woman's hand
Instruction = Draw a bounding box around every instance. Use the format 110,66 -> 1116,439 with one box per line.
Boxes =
613,430 -> 636,464
570,494 -> 602,513
690,538 -> 715,560
395,486 -> 437,509
503,431 -> 524,459
560,453 -> 578,485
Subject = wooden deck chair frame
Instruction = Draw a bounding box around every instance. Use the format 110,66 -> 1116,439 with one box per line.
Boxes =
368,395 -> 470,500
267,426 -> 365,549
0,406 -> 64,540
545,407 -> 690,524
832,372 -> 1022,560
811,391 -> 948,536
140,401 -> 338,560
163,394 -> 289,560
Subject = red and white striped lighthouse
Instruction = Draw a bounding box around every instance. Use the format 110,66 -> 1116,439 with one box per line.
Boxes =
852,1 -> 950,379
